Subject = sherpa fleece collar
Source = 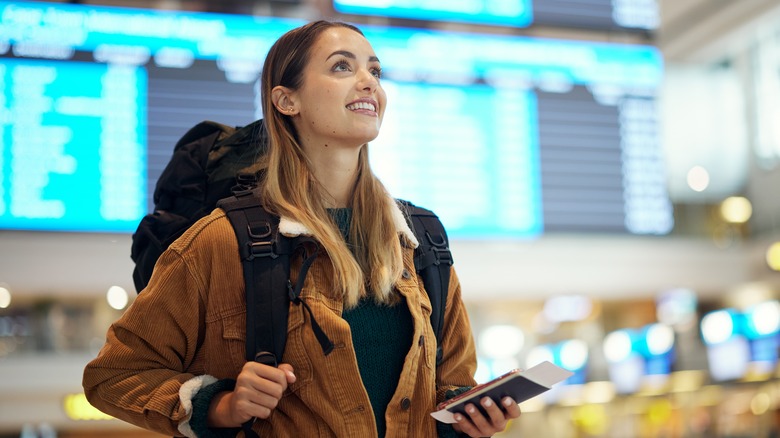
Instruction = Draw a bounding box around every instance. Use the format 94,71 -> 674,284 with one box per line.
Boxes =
278,196 -> 419,248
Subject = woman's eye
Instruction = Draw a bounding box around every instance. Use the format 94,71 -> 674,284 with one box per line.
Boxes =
333,60 -> 351,72
371,68 -> 382,79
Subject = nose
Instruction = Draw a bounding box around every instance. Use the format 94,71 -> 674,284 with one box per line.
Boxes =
357,68 -> 379,92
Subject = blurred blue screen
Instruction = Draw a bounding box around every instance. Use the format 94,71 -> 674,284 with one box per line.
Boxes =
333,0 -> 658,30
0,1 -> 670,237
334,0 -> 533,27
1,58 -> 146,232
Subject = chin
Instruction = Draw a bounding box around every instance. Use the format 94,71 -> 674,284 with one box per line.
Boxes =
354,129 -> 381,144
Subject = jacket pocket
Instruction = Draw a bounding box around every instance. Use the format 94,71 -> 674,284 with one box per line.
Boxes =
221,312 -> 247,367
200,309 -> 247,377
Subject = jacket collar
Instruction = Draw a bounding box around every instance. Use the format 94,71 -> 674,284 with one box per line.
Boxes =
278,196 -> 419,248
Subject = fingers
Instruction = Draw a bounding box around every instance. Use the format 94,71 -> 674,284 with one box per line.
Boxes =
458,402 -> 495,437
241,362 -> 294,395
278,363 -> 297,384
481,397 -> 507,426
452,409 -> 481,437
230,387 -> 279,420
453,397 -> 521,437
230,362 -> 297,421
501,397 -> 522,419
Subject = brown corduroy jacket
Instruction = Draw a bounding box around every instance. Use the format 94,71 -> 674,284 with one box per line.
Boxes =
83,203 -> 477,437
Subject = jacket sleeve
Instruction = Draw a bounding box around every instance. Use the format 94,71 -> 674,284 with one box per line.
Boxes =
434,267 -> 478,404
82,246 -> 209,437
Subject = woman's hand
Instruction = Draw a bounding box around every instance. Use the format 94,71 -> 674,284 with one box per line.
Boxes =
207,362 -> 296,427
451,396 -> 521,437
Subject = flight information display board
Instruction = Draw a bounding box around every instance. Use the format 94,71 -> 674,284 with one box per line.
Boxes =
333,0 -> 659,31
0,1 -> 672,237
1,58 -> 146,232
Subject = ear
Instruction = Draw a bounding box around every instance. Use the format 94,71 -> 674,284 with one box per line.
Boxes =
271,86 -> 298,116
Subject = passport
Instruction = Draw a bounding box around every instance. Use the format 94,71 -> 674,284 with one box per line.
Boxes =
430,361 -> 574,424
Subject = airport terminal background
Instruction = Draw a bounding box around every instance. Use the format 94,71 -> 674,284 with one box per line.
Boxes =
1,0 -> 780,436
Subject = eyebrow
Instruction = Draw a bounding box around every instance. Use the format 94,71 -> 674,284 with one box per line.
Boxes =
326,50 -> 380,64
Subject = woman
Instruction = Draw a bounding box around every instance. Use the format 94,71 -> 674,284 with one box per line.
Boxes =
83,20 -> 521,437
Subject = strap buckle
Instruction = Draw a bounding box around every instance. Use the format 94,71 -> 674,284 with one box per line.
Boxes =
246,222 -> 279,260
232,173 -> 259,197
431,246 -> 453,266
426,231 -> 453,266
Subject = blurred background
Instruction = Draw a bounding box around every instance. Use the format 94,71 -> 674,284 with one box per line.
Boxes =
0,0 -> 779,436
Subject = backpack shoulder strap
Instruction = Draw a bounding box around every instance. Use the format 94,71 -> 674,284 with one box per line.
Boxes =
218,189 -> 333,438
217,190 -> 294,366
397,199 -> 453,366
217,188 -> 334,362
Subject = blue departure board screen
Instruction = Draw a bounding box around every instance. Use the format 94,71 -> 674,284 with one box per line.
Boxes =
333,0 -> 659,31
372,82 -> 541,238
1,58 -> 146,232
0,1 -> 671,237
334,0 -> 533,27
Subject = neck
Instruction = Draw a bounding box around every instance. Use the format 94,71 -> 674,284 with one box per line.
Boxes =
307,144 -> 362,208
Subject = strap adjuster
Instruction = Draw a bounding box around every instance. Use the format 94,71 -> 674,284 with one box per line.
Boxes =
232,173 -> 260,197
245,222 -> 279,260
425,231 -> 453,266
431,246 -> 453,266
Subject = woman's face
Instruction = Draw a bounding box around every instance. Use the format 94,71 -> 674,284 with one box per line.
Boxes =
289,27 -> 386,149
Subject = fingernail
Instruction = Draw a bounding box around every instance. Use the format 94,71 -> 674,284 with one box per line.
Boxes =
482,398 -> 493,407
503,397 -> 513,407
454,414 -> 463,421
467,405 -> 476,414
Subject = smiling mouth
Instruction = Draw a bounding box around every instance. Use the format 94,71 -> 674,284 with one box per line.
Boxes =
346,101 -> 377,112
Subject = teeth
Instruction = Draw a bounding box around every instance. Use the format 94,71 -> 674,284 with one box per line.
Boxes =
347,101 -> 376,112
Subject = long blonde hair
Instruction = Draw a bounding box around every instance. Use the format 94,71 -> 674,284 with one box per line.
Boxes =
258,20 -> 404,308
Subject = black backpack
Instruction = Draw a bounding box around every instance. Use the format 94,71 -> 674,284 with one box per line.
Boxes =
131,119 -> 269,290
131,119 -> 454,368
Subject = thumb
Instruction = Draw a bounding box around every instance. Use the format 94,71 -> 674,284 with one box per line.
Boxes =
278,363 -> 296,384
